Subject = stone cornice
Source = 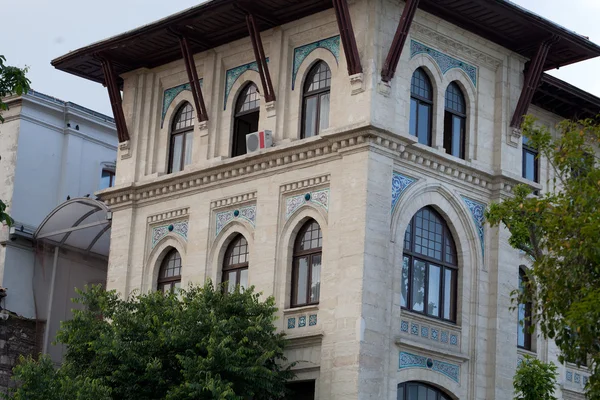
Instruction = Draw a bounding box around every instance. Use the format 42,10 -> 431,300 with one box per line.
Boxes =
210,191 -> 257,210
280,174 -> 330,194
101,127 -> 529,210
147,207 -> 190,224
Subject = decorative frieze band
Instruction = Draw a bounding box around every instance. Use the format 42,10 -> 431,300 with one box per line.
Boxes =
286,189 -> 330,220
292,36 -> 340,89
399,351 -> 460,383
391,172 -> 417,214
215,204 -> 256,237
410,40 -> 477,87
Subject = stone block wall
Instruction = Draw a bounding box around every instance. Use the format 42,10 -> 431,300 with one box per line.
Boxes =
0,316 -> 41,393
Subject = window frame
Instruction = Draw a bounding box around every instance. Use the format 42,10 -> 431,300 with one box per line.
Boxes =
397,381 -> 452,400
402,207 -> 458,323
291,220 -> 323,308
522,138 -> 539,183
301,61 -> 332,139
409,68 -> 434,147
100,168 -> 115,189
517,268 -> 533,351
157,248 -> 182,293
168,102 -> 195,174
443,82 -> 467,159
222,234 -> 249,292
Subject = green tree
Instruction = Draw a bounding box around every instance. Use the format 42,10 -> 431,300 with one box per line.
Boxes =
486,115 -> 600,399
0,55 -> 31,227
6,283 -> 294,399
513,356 -> 558,400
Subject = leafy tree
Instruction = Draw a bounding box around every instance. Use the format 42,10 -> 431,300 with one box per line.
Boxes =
6,283 -> 294,399
513,356 -> 558,400
486,115 -> 600,399
0,55 -> 31,227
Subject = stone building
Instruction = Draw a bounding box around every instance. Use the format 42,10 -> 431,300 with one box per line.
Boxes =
52,0 -> 600,399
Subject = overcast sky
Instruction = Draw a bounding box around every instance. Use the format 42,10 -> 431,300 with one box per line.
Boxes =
3,0 -> 600,116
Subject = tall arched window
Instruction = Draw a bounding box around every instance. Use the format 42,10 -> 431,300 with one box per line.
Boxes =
222,234 -> 249,293
292,220 -> 323,307
397,382 -> 452,400
169,102 -> 194,173
444,82 -> 466,159
302,61 -> 331,138
518,268 -> 533,350
232,83 -> 260,157
409,68 -> 433,146
401,207 -> 458,322
157,248 -> 182,293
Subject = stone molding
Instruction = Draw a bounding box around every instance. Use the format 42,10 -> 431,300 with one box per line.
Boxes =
280,174 -> 330,194
210,191 -> 257,209
147,206 -> 190,223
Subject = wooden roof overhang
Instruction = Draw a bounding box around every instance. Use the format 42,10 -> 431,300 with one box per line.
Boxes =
532,74 -> 600,120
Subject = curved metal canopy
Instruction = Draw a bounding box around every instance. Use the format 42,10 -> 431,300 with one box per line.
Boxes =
34,198 -> 112,257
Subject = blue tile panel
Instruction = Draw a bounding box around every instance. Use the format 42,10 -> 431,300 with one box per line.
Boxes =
161,80 -> 203,127
399,352 -> 460,383
462,196 -> 486,259
224,59 -> 269,110
391,172 -> 417,214
410,40 -> 477,87
215,205 -> 256,237
298,316 -> 307,327
292,36 -> 340,90
287,318 -> 296,329
401,320 -> 409,332
421,326 -> 429,338
151,220 -> 189,248
285,189 -> 329,220
309,314 -> 317,326
411,323 -> 419,336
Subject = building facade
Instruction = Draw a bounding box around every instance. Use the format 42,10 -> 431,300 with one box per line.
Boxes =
52,0 -> 600,399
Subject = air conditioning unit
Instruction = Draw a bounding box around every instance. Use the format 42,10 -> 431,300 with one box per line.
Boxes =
246,130 -> 273,153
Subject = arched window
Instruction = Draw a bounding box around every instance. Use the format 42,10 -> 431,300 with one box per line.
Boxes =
157,248 -> 182,293
232,83 -> 260,157
169,102 -> 194,173
401,207 -> 458,322
302,61 -> 331,138
444,82 -> 466,159
222,234 -> 249,293
292,220 -> 323,307
409,68 -> 433,146
397,382 -> 452,400
518,268 -> 532,350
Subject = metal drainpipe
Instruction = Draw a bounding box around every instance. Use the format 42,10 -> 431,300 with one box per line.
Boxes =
42,246 -> 59,355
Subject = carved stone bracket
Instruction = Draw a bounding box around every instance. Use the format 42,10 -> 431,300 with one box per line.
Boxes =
350,73 -> 364,95
508,127 -> 522,148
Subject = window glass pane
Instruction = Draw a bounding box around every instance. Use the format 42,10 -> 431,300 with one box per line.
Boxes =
173,103 -> 194,131
417,103 -> 430,145
304,97 -> 318,138
397,386 -> 404,400
401,256 -> 409,307
319,93 -> 330,132
227,271 -> 237,293
518,302 -> 526,347
310,254 -> 321,303
427,388 -> 438,400
171,134 -> 183,173
162,283 -> 171,293
99,172 -> 112,190
408,385 -> 418,399
443,268 -> 456,321
184,131 -> 193,166
418,385 -> 427,399
239,268 -> 248,290
237,84 -> 260,114
296,257 -> 309,305
414,208 -> 443,261
411,69 -> 432,100
173,281 -> 181,293
523,150 -> 536,181
452,115 -> 463,158
299,222 -> 322,251
428,264 -> 441,317
409,99 -> 417,137
411,260 -> 426,312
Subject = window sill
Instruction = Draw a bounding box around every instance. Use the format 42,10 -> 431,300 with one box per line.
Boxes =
284,305 -> 319,315
401,309 -> 459,330
517,347 -> 536,358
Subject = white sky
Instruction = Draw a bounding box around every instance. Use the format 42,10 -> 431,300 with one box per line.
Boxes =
3,0 -> 600,116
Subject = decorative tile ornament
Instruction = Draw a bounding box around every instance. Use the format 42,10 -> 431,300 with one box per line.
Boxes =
410,40 -> 478,87
583,376 -> 589,386
566,371 -> 573,382
421,326 -> 429,338
285,189 -> 330,220
401,320 -> 409,332
161,80 -> 203,127
224,59 -> 269,109
399,352 -> 460,383
462,196 -> 486,259
441,331 -> 449,343
574,373 -> 581,384
287,318 -> 296,329
431,329 -> 439,341
215,205 -> 257,236
450,334 -> 458,346
411,323 -> 419,336
151,220 -> 189,248
298,316 -> 307,327
309,314 -> 318,326
391,172 -> 417,214
292,36 -> 340,90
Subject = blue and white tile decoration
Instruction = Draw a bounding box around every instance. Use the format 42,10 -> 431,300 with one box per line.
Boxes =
583,376 -> 589,386
566,371 -> 573,382
285,189 -> 330,220
401,320 -> 409,332
151,220 -> 189,248
292,36 -> 340,90
287,317 -> 296,329
309,314 -> 318,326
399,352 -> 460,383
391,172 -> 417,214
411,323 -> 419,336
161,79 -> 203,127
224,59 -> 269,110
215,205 -> 257,237
462,196 -> 486,259
431,329 -> 439,341
410,40 -> 477,87
298,316 -> 307,327
574,373 -> 581,384
421,326 -> 429,338
441,331 -> 449,343
450,334 -> 458,346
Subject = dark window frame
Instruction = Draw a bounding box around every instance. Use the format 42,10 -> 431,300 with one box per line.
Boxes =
410,68 -> 434,147
168,102 -> 195,174
222,234 -> 249,292
291,220 -> 323,308
402,207 -> 458,323
397,381 -> 452,400
100,168 -> 115,189
157,248 -> 182,293
443,82 -> 467,159
232,83 -> 261,158
522,138 -> 539,183
518,268 -> 533,351
301,61 -> 332,139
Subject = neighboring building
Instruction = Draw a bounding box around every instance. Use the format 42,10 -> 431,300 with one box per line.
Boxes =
0,90 -> 117,378
52,1 -> 600,399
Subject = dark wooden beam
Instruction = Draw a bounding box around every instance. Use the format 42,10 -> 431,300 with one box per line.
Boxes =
245,13 -> 276,102
100,58 -> 130,143
332,0 -> 362,75
235,2 -> 279,26
510,37 -> 559,128
381,0 -> 420,83
178,35 -> 209,122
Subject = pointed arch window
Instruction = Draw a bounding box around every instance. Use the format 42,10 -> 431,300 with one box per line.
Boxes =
292,220 -> 323,307
444,82 -> 466,159
409,68 -> 433,146
232,83 -> 260,157
397,382 -> 452,400
157,249 -> 182,293
518,268 -> 533,350
169,102 -> 194,173
222,234 -> 249,293
302,61 -> 331,138
401,206 -> 458,322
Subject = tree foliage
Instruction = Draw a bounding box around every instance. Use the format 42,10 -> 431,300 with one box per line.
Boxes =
513,356 -> 558,400
0,55 -> 31,227
486,115 -> 600,399
6,283 -> 294,399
